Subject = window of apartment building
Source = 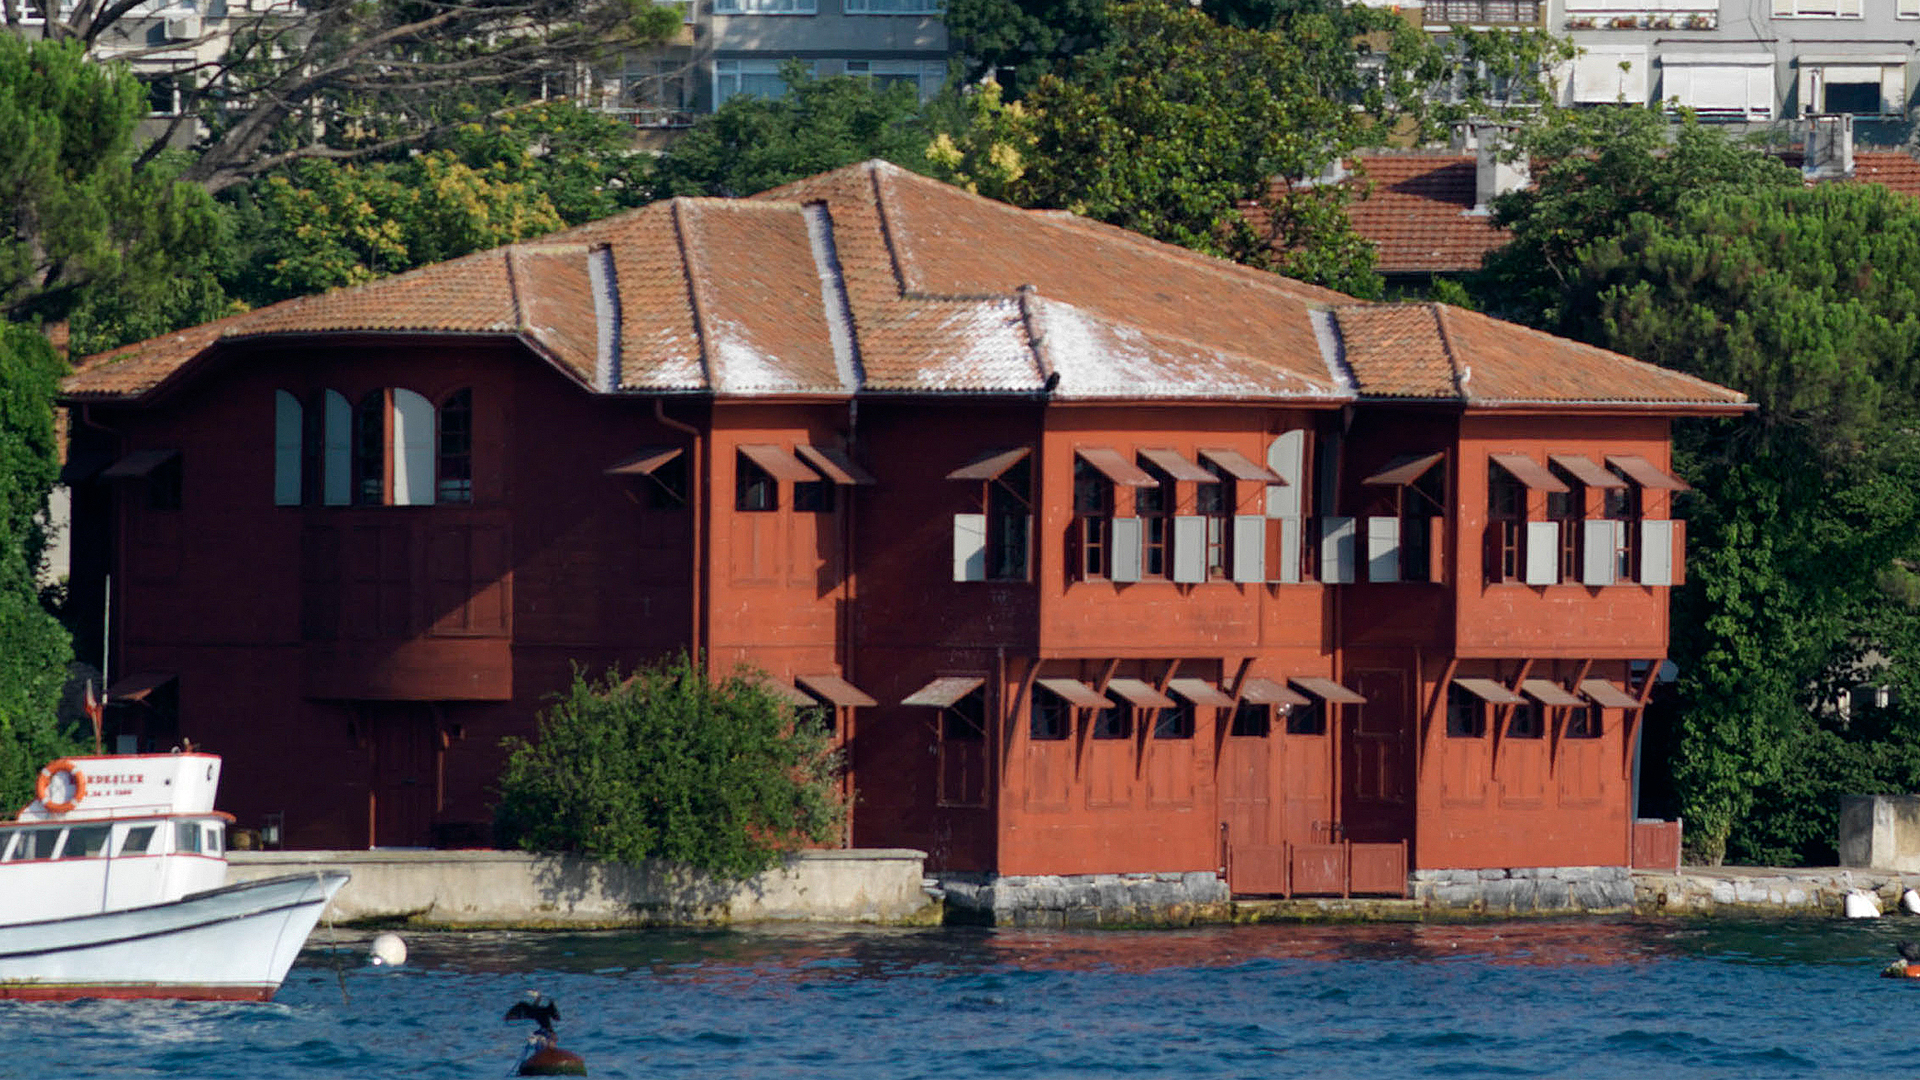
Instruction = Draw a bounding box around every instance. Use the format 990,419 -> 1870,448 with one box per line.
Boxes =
1566,46 -> 1648,107
1030,687 -> 1070,741
714,0 -> 816,13
1153,702 -> 1194,739
1661,55 -> 1775,121
1485,461 -> 1525,583
736,454 -> 777,511
1445,684 -> 1486,738
1773,0 -> 1861,16
146,71 -> 188,117
1072,457 -> 1113,579
1798,57 -> 1907,117
713,60 -> 812,107
950,448 -> 1033,582
1135,458 -> 1174,579
1229,702 -> 1269,737
840,60 -> 946,99
844,0 -> 943,12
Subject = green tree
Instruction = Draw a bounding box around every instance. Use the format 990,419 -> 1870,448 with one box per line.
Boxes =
494,655 -> 844,879
648,65 -> 933,199
0,38 -> 227,329
942,0 -> 1114,98
0,324 -> 80,813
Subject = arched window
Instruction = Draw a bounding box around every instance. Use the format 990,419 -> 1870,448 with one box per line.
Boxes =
437,388 -> 472,504
390,388 -> 434,506
353,391 -> 387,505
322,390 -> 352,506
273,390 -> 302,506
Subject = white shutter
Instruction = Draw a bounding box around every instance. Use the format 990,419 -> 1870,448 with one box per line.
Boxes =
1772,0 -> 1793,15
1583,520 -> 1618,586
1573,47 -> 1648,104
1273,516 -> 1303,584
273,390 -> 302,506
1884,63 -> 1907,113
1172,516 -> 1206,584
322,389 -> 352,506
1902,0 -> 1919,19
1366,516 -> 1401,583
1747,65 -> 1776,119
1265,430 -> 1307,518
1640,520 -> 1675,586
1320,516 -> 1356,585
953,513 -> 986,581
1838,0 -> 1862,15
1111,517 -> 1143,584
391,388 -> 436,506
1232,515 -> 1265,583
1525,521 -> 1559,585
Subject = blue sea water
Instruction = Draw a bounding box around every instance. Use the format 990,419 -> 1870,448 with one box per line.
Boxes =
9,918 -> 1920,1079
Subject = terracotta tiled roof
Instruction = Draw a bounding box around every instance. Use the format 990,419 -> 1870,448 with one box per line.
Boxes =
1346,153 -> 1507,275
63,160 -> 1745,413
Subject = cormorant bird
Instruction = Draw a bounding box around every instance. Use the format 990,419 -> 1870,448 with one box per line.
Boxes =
506,993 -> 586,1076
505,993 -> 561,1033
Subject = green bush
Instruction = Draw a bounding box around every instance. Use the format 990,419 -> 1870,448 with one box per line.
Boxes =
493,655 -> 844,879
1730,704 -> 1920,866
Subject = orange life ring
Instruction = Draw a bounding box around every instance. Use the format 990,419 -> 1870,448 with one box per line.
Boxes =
35,759 -> 87,813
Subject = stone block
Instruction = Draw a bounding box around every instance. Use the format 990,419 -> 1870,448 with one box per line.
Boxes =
1533,879 -> 1570,911
1433,882 -> 1481,907
1478,868 -> 1510,880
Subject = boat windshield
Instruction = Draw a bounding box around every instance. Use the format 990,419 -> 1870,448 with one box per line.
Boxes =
59,826 -> 110,858
119,825 -> 155,855
3,828 -> 60,861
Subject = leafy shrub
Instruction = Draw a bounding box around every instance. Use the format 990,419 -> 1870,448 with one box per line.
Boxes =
493,655 -> 844,879
1730,703 -> 1920,866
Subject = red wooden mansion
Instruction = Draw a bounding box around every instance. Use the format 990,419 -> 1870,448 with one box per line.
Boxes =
60,161 -> 1743,895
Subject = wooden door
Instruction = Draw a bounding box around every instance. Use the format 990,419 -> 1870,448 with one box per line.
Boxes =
1344,669 -> 1414,845
367,704 -> 437,847
1279,722 -> 1334,847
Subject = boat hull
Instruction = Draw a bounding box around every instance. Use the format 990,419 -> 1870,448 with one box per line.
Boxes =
0,871 -> 349,1001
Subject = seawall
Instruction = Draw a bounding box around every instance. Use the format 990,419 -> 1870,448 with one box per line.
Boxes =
228,848 -> 938,928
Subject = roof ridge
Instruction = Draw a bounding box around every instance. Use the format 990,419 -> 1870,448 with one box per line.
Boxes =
670,198 -> 716,389
1429,304 -> 1469,401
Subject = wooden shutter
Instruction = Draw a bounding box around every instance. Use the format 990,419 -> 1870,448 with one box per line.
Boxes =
1172,515 -> 1206,583
953,513 -> 986,581
1111,517 -> 1143,583
1266,430 -> 1307,518
1525,521 -> 1559,585
1232,515 -> 1265,583
273,390 -> 303,506
1640,520 -> 1675,586
1583,520 -> 1618,586
1273,516 -> 1303,584
1366,516 -> 1401,583
322,389 -> 352,506
1320,516 -> 1356,584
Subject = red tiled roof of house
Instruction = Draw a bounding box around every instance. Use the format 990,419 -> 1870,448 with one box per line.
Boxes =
63,160 -> 1746,413
1345,153 -> 1508,275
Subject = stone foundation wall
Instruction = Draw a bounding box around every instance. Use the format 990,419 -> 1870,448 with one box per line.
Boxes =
937,872 -> 1233,927
1410,866 -> 1636,914
1635,866 -> 1920,915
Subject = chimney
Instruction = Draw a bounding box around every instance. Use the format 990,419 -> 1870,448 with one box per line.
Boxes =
1803,113 -> 1855,182
1472,123 -> 1529,214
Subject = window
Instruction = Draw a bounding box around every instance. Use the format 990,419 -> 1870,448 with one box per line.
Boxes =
1136,459 -> 1174,579
795,479 -> 836,513
4,828 -> 58,860
1605,475 -> 1641,581
1662,55 -> 1775,121
1073,458 -> 1113,579
1773,0 -> 1861,16
714,0 -> 815,10
737,455 -> 777,511
714,60 -> 809,107
176,822 -> 203,854
146,70 -> 187,116
840,59 -> 946,98
1547,478 -> 1584,582
1486,462 -> 1524,583
1196,463 -> 1230,579
1153,703 -> 1194,739
437,389 -> 472,504
944,691 -> 986,741
1230,702 -> 1269,737
345,388 -> 440,506
987,458 -> 1031,580
1566,704 -> 1602,739
1508,701 -> 1545,739
203,823 -> 224,855
353,391 -> 385,505
844,0 -> 942,11
59,826 -> 110,858
937,687 -> 989,808
1446,685 -> 1485,737
649,453 -> 689,509
1030,687 -> 1070,740
1798,57 -> 1907,117
1567,46 -> 1649,106
1092,704 -> 1132,739
148,453 -> 183,512
1286,699 -> 1326,736
119,825 -> 156,855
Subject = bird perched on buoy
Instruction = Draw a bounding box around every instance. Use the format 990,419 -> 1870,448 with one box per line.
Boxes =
506,992 -> 586,1076
1881,941 -> 1920,978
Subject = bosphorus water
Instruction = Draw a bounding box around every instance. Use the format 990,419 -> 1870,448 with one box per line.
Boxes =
12,918 -> 1920,1079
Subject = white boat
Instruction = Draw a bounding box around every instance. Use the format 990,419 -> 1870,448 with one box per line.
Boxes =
0,753 -> 349,1001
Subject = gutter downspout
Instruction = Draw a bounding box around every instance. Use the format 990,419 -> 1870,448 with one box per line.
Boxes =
654,398 -> 705,661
